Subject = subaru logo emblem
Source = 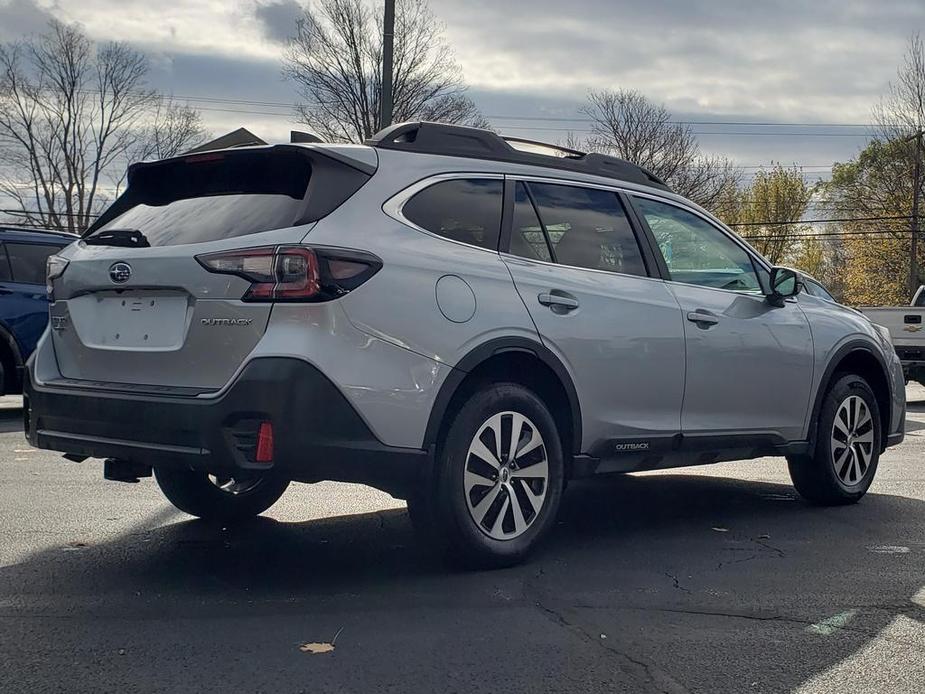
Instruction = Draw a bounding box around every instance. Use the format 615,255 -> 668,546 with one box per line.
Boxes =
109,262 -> 132,284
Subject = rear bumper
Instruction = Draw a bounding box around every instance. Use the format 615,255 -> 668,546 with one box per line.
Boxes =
24,357 -> 430,497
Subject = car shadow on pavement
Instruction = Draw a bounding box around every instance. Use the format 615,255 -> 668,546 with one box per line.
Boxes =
0,407 -> 23,434
2,472 -> 923,693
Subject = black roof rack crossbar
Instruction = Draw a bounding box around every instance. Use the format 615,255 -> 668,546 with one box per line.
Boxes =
366,121 -> 670,191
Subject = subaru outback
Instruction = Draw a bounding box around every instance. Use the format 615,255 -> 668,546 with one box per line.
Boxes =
24,122 -> 906,565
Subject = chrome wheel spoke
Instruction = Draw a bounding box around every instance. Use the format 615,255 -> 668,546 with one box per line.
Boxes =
512,457 -> 548,479
465,409 -> 549,541
833,446 -> 851,480
507,484 -> 528,536
508,413 -> 526,462
832,415 -> 850,439
516,432 -> 543,459
851,450 -> 862,483
469,437 -> 501,470
518,478 -> 545,515
465,468 -> 495,489
470,482 -> 502,525
490,493 -> 510,536
209,475 -> 261,495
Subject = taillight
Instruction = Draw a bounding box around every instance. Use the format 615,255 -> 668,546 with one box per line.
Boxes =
196,245 -> 381,302
46,254 -> 69,298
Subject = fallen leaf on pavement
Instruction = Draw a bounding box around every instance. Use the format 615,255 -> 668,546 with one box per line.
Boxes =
300,643 -> 335,654
300,627 -> 343,654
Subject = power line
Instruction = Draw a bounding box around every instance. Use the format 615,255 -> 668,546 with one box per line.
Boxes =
741,228 -> 910,240
0,208 -> 99,218
150,93 -> 902,130
727,214 -> 912,227
495,125 -> 874,136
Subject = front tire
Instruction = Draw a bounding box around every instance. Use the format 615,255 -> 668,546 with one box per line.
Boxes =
154,466 -> 289,522
416,382 -> 565,568
788,373 -> 881,505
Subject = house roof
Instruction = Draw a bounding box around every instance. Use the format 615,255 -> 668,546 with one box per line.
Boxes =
186,127 -> 268,154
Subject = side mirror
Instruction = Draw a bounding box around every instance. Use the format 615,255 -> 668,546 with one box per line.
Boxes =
768,267 -> 801,306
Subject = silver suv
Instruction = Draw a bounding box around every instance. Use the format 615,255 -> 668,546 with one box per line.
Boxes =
25,122 -> 906,566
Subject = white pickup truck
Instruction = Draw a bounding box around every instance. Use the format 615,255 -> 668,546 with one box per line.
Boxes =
860,285 -> 925,386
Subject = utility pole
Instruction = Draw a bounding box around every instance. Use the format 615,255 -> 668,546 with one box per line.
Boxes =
379,0 -> 395,131
910,128 -> 923,299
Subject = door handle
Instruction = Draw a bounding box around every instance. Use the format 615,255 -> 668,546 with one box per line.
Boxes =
538,292 -> 579,310
687,311 -> 719,326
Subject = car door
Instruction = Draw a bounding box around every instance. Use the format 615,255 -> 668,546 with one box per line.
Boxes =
501,179 -> 686,456
629,194 -> 814,443
1,241 -> 64,357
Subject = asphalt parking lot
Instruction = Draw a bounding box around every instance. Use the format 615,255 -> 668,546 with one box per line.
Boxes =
1,389 -> 924,694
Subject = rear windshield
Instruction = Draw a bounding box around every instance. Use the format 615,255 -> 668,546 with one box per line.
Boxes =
95,195 -> 306,247
86,148 -> 334,247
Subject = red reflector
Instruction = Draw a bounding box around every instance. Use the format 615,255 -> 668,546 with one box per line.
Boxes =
255,421 -> 274,463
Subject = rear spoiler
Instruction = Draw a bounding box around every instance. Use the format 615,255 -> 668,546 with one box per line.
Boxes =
87,145 -> 377,235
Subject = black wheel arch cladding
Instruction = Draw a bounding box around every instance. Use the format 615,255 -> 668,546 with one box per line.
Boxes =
423,336 -> 582,456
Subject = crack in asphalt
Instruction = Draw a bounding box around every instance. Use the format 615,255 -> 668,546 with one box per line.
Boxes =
525,582 -> 690,694
664,571 -> 691,593
716,535 -> 786,571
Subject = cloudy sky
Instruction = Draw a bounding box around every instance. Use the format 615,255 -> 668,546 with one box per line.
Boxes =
1,0 -> 923,182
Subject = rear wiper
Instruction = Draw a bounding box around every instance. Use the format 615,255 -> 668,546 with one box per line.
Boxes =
83,228 -> 150,248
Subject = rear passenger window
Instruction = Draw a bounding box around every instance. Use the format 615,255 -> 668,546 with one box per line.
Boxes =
402,179 -> 503,251
508,182 -> 552,262
6,243 -> 61,285
525,183 -> 647,276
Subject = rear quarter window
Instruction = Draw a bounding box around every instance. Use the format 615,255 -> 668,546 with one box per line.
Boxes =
401,178 -> 503,251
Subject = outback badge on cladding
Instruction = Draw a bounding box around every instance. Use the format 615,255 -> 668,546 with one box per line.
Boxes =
200,317 -> 253,327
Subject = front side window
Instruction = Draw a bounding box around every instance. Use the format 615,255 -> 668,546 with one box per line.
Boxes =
634,197 -> 761,293
524,182 -> 647,276
402,178 -> 503,251
804,278 -> 836,302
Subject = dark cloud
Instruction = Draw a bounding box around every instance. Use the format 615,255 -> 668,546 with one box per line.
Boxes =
145,50 -> 291,102
0,0 -> 55,41
431,0 -> 923,117
254,0 -> 302,44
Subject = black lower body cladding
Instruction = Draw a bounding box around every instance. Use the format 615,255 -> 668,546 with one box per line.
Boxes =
24,357 -> 430,498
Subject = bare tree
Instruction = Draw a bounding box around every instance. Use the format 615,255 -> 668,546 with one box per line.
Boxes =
0,21 -> 206,232
579,89 -> 741,210
873,31 -> 925,138
283,0 -> 485,142
818,32 -> 925,304
133,99 -> 208,162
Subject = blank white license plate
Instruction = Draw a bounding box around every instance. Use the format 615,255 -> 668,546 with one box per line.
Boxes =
69,292 -> 189,350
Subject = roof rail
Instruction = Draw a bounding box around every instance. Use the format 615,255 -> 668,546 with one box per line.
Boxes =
366,121 -> 670,191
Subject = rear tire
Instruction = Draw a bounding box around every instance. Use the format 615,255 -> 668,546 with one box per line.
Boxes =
154,466 -> 289,522
788,374 -> 881,505
414,382 -> 565,568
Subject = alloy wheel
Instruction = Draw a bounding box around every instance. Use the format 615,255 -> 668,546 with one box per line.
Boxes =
830,395 -> 875,487
464,411 -> 549,541
208,474 -> 263,495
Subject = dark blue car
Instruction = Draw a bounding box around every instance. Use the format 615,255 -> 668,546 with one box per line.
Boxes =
0,226 -> 75,394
